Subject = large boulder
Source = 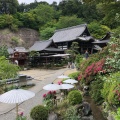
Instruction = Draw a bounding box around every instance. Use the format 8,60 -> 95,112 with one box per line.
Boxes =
48,112 -> 58,120
82,102 -> 92,116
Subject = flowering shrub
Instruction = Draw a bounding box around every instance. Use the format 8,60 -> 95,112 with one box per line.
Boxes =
78,59 -> 105,83
16,112 -> 26,120
43,91 -> 56,101
105,37 -> 120,72
43,91 -> 56,109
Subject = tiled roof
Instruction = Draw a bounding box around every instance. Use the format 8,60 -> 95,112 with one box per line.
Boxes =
49,24 -> 88,43
29,40 -> 52,51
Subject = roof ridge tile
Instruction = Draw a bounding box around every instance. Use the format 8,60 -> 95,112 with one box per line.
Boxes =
55,24 -> 87,32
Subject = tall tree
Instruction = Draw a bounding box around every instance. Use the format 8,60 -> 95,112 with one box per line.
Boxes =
0,0 -> 18,14
59,0 -> 82,16
31,4 -> 58,29
56,15 -> 84,29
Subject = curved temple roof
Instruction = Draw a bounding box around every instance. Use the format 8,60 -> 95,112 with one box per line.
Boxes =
29,40 -> 52,51
49,24 -> 89,43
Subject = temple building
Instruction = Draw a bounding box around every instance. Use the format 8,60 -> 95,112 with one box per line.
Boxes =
49,24 -> 95,54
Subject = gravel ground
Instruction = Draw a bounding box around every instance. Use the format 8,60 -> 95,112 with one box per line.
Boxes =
0,68 -> 72,120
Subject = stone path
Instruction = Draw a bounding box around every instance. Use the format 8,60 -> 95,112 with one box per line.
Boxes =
0,68 -> 76,120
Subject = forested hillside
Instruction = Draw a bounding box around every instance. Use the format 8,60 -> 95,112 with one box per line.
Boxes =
0,0 -> 119,47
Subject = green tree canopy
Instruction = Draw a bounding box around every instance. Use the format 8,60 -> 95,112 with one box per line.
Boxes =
59,0 -> 82,16
0,56 -> 19,80
0,46 -> 9,58
31,4 -> 58,29
56,15 -> 84,29
0,0 -> 18,14
40,27 -> 56,40
88,21 -> 111,39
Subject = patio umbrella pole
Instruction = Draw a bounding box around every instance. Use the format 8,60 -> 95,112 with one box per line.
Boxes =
16,103 -> 18,118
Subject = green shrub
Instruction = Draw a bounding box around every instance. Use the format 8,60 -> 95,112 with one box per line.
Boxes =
52,99 -> 70,119
30,105 -> 48,120
69,72 -> 79,80
114,108 -> 120,120
68,90 -> 82,105
75,54 -> 84,70
90,76 -> 104,104
64,106 -> 81,120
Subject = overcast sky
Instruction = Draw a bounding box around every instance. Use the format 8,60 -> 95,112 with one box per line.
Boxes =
18,0 -> 61,4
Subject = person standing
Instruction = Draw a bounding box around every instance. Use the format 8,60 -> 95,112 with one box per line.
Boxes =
84,50 -> 89,59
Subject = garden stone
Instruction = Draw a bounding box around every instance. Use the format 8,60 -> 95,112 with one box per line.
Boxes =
83,86 -> 89,91
107,111 -> 115,120
48,112 -> 58,120
107,115 -> 115,120
83,86 -> 89,96
82,102 -> 92,116
82,115 -> 94,120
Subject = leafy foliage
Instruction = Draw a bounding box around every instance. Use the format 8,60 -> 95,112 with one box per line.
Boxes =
68,72 -> 79,80
40,27 -> 56,39
114,108 -> 120,120
64,106 -> 81,120
30,105 -> 49,120
75,54 -> 84,70
68,90 -> 82,105
0,0 -> 18,14
56,15 -> 84,29
88,21 -> 111,39
90,76 -> 104,104
0,46 -> 9,58
105,37 -> 120,72
101,72 -> 120,105
0,56 -> 19,80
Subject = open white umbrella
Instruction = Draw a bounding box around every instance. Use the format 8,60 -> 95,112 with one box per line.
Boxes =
43,83 -> 61,91
63,79 -> 78,84
0,89 -> 35,117
60,84 -> 74,89
58,74 -> 69,79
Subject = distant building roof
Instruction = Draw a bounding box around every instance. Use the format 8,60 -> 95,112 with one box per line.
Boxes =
14,47 -> 28,53
8,47 -> 28,54
8,48 -> 14,54
29,40 -> 57,52
49,24 -> 90,43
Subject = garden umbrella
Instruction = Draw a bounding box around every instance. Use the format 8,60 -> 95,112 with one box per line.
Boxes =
43,83 -> 61,91
63,79 -> 78,84
60,84 -> 74,89
0,88 -> 35,117
57,74 -> 69,79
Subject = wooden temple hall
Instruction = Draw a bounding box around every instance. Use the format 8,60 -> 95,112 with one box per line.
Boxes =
29,40 -> 64,66
49,24 -> 95,53
7,24 -> 110,66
